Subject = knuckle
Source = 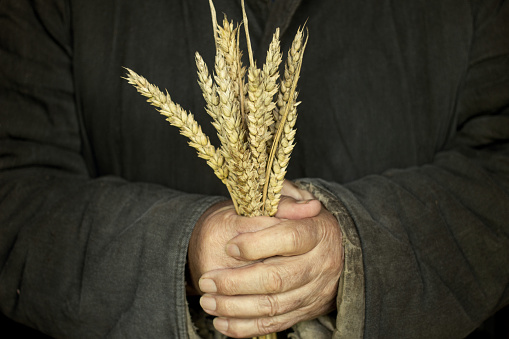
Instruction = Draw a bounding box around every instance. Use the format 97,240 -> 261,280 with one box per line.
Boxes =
259,294 -> 280,317
263,268 -> 284,293
256,317 -> 281,335
319,255 -> 334,272
320,248 -> 341,274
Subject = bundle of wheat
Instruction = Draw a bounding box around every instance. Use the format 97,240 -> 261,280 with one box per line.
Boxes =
125,1 -> 307,337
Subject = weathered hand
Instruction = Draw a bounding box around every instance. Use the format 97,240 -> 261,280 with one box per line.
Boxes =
188,200 -> 278,294
187,181 -> 321,295
197,186 -> 344,338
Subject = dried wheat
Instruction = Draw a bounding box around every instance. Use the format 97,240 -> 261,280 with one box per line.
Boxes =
263,26 -> 307,215
195,52 -> 221,133
125,2 -> 308,336
124,68 -> 228,182
213,51 -> 252,214
244,30 -> 282,216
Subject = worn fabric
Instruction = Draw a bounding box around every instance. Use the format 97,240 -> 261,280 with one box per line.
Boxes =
1,0 -> 508,338
298,181 -> 365,338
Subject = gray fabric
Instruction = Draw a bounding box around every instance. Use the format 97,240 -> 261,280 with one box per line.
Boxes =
1,0 -> 508,338
289,316 -> 335,339
297,180 -> 365,338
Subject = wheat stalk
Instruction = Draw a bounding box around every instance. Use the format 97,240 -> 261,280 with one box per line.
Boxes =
123,68 -> 229,183
263,26 -> 308,216
125,1 -> 307,336
195,52 -> 222,133
243,30 -> 282,216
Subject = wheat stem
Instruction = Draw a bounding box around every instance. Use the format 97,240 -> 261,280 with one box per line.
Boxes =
208,0 -> 218,47
262,28 -> 308,215
241,0 -> 255,68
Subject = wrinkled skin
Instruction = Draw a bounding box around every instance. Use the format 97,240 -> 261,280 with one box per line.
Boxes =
188,181 -> 344,338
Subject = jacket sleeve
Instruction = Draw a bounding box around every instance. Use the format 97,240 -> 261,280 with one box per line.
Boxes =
303,1 -> 509,338
0,1 -> 224,338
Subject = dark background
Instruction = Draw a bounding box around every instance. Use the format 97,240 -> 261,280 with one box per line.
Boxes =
1,306 -> 508,338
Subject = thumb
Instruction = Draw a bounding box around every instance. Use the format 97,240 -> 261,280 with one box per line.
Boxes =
275,195 -> 322,220
281,179 -> 315,200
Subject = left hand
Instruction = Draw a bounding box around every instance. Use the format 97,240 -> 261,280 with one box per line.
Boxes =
198,183 -> 344,338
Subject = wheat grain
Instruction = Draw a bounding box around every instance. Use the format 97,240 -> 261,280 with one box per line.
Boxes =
258,28 -> 282,191
213,50 -> 252,214
124,68 -> 228,182
217,18 -> 246,100
263,26 -> 307,215
245,28 -> 282,215
195,52 -> 223,134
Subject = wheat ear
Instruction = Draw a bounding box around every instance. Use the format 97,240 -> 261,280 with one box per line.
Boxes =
217,18 -> 246,101
243,31 -> 281,216
124,68 -> 228,182
213,47 -> 252,215
195,52 -> 223,137
263,27 -> 308,215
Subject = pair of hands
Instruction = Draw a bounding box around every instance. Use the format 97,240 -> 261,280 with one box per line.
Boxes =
188,181 -> 344,338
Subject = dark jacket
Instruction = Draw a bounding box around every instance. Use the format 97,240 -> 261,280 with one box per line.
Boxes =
0,0 -> 508,338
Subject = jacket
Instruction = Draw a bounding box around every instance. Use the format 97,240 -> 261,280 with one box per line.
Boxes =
1,0 -> 508,337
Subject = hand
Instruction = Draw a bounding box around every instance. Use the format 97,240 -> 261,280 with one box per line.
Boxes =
187,181 -> 320,294
197,185 -> 344,338
276,180 -> 321,219
188,200 -> 278,294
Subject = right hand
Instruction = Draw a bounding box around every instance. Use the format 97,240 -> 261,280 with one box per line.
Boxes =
187,180 -> 322,294
187,200 -> 279,294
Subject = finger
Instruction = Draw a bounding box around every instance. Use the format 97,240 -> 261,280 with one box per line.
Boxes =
212,313 -> 299,338
226,219 -> 319,260
281,180 -> 315,200
211,298 -> 334,338
199,288 -> 304,318
199,256 -> 314,296
200,276 -> 339,319
275,195 -> 322,220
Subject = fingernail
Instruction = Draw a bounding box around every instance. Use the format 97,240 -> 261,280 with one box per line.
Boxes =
214,317 -> 229,332
199,278 -> 217,293
226,243 -> 241,257
296,199 -> 315,204
200,295 -> 217,312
